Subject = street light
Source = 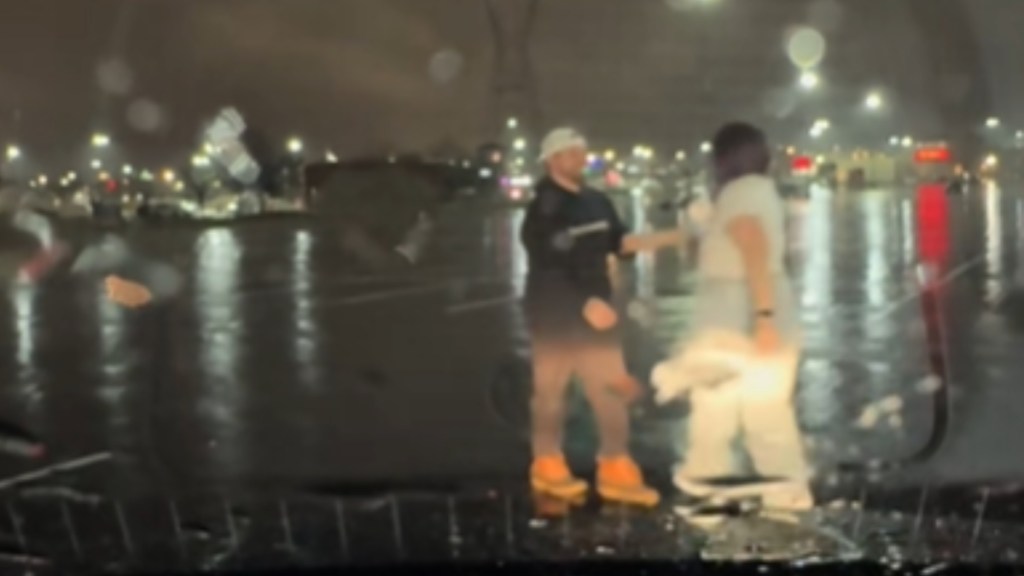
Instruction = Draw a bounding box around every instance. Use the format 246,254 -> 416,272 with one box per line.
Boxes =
286,137 -> 304,154
91,133 -> 111,148
809,118 -> 830,139
5,145 -> 21,161
888,136 -> 900,146
507,117 -> 518,129
865,92 -> 883,111
986,117 -> 1001,129
325,150 -> 338,163
90,159 -> 102,170
675,150 -> 687,161
161,169 -> 176,184
901,136 -> 914,148
603,149 -> 616,161
122,165 -> 133,176
700,141 -> 712,154
799,70 -> 820,91
513,138 -> 527,151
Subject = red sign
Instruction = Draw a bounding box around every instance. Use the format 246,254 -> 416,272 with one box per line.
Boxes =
914,147 -> 951,164
791,155 -> 814,172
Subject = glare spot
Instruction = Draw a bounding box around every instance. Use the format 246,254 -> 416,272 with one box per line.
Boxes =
126,98 -> 166,133
855,405 -> 880,429
916,374 -> 942,394
878,395 -> 903,413
786,26 -> 827,69
626,300 -> 654,328
429,49 -> 464,85
96,58 -> 134,95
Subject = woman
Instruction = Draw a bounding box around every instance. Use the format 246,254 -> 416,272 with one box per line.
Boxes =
652,122 -> 812,510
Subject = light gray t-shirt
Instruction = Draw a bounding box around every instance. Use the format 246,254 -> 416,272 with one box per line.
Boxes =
697,174 -> 786,280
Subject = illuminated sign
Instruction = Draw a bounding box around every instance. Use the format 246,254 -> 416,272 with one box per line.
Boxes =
914,147 -> 951,164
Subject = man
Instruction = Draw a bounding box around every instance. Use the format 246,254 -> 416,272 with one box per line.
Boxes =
521,127 -> 683,506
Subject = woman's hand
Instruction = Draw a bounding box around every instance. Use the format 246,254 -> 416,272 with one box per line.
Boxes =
753,317 -> 781,356
583,297 -> 618,331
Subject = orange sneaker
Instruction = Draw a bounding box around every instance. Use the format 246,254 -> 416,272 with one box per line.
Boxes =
596,456 -> 660,507
530,455 -> 588,500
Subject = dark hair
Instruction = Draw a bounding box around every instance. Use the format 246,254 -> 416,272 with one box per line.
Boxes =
711,122 -> 771,187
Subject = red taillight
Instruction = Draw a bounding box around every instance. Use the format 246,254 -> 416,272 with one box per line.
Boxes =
791,155 -> 814,175
104,180 -> 118,194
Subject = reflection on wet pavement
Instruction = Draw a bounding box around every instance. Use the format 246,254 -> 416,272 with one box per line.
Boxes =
0,184 -> 1020,569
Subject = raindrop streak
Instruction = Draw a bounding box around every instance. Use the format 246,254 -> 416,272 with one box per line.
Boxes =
114,501 -> 134,555
911,485 -> 929,548
390,495 -> 405,560
6,505 -> 25,551
786,26 -> 827,69
504,494 -> 516,557
61,502 -> 80,559
279,501 -> 294,551
334,500 -> 350,561
969,488 -> 989,557
853,484 -> 868,538
169,500 -> 187,559
447,496 -> 461,559
223,499 -> 238,549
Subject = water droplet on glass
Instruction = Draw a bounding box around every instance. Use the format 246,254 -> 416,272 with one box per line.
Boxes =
878,395 -> 904,413
96,58 -> 134,95
785,26 -> 827,69
916,375 -> 942,394
126,98 -> 166,133
429,49 -> 464,85
855,405 -> 880,429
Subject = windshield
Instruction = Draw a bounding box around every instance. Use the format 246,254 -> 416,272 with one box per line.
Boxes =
0,0 -> 1022,572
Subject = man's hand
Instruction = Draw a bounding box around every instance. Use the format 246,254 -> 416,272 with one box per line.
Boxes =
105,275 -> 153,309
583,297 -> 618,331
621,229 -> 685,254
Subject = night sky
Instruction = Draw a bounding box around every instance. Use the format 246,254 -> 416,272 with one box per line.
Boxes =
0,0 -> 1020,169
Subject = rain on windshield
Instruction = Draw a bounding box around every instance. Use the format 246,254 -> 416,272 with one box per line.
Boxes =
0,0 -> 1022,572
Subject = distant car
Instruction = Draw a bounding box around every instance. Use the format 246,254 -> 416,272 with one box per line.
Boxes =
777,155 -> 815,198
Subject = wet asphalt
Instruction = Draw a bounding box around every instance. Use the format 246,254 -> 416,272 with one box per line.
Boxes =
0,182 -> 1022,569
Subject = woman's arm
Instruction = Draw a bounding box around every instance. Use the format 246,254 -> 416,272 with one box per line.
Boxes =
727,215 -> 779,352
727,216 -> 774,312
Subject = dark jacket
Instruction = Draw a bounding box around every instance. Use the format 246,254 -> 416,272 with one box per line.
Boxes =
520,177 -> 627,339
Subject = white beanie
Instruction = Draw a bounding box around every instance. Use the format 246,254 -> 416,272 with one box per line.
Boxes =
538,127 -> 587,161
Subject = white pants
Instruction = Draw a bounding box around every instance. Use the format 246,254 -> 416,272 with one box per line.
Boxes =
678,345 -> 810,481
